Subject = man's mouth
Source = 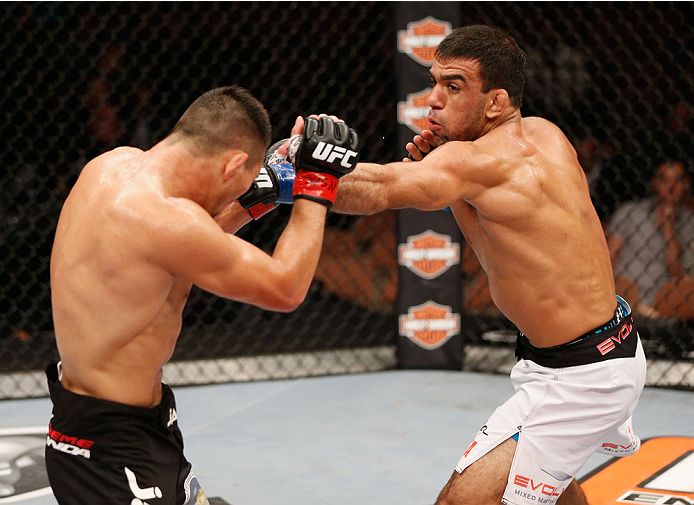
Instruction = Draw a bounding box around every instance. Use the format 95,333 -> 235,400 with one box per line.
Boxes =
428,118 -> 443,135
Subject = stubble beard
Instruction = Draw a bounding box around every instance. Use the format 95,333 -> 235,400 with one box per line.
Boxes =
432,105 -> 487,146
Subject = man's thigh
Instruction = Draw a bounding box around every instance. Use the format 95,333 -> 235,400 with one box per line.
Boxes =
437,438 -> 516,505
436,438 -> 589,505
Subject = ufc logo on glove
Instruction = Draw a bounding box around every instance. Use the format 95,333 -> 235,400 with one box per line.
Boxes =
288,116 -> 360,208
311,142 -> 359,168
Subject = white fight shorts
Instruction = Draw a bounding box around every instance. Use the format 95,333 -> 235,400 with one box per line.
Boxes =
455,296 -> 646,505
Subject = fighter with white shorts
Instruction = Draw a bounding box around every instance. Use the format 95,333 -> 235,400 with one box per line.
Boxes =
455,295 -> 646,505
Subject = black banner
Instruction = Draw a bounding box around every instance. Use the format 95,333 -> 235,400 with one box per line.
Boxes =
395,3 -> 464,370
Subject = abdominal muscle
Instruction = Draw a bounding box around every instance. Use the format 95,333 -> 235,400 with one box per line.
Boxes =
454,188 -> 616,347
488,273 -> 616,347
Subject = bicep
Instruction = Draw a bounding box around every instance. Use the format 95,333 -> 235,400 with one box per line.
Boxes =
334,142 -> 494,214
383,162 -> 460,211
385,143 -> 492,211
154,214 -> 290,308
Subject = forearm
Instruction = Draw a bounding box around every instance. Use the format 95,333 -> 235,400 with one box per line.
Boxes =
269,199 -> 327,307
333,162 -> 391,215
333,155 -> 460,214
214,201 -> 253,234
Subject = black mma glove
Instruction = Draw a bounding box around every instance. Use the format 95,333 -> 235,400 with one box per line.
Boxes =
287,116 -> 360,208
238,140 -> 297,220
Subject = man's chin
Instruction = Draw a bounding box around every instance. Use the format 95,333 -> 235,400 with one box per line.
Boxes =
431,132 -> 448,146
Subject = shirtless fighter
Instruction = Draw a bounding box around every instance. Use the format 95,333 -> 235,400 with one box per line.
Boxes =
273,25 -> 646,505
47,86 -> 359,504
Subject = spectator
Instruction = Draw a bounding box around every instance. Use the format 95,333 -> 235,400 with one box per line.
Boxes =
607,159 -> 694,319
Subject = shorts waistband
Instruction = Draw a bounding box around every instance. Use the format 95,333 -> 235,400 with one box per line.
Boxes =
515,295 -> 638,368
45,361 -> 176,425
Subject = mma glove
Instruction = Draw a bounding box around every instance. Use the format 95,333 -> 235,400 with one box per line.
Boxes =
238,140 -> 296,220
287,116 -> 360,209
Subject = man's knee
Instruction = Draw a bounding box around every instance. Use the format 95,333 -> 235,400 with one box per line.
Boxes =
557,479 -> 588,505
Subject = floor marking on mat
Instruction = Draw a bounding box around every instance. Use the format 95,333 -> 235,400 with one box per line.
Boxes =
581,436 -> 694,505
0,427 -> 51,503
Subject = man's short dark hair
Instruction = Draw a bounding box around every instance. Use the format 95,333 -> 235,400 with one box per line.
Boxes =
435,25 -> 527,108
169,86 -> 271,159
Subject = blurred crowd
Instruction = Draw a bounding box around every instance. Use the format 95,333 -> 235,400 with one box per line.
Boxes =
2,2 -> 693,362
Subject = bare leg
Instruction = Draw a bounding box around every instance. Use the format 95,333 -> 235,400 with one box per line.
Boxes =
556,479 -> 588,505
436,438 -> 516,505
436,439 -> 587,505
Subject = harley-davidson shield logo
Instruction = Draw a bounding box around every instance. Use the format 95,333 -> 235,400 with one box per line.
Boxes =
397,16 -> 452,66
0,427 -> 52,502
397,88 -> 432,134
399,301 -> 460,349
399,229 -> 460,279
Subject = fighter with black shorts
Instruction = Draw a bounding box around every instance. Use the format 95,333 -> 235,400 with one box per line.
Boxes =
47,84 -> 360,505
45,362 -> 207,505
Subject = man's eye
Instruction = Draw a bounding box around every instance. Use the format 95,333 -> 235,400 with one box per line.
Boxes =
448,84 -> 459,92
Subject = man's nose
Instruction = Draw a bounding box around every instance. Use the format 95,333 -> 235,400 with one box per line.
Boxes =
427,86 -> 444,109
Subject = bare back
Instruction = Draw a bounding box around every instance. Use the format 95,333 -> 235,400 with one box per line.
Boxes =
51,148 -> 191,407
450,117 -> 615,345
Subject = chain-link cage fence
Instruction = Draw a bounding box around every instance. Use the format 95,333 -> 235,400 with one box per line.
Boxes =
454,2 -> 694,390
1,2 -> 693,398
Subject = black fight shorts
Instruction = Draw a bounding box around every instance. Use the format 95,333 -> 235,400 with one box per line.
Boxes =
44,362 -> 208,505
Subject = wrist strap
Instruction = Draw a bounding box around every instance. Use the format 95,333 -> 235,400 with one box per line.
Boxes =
292,171 -> 338,208
248,202 -> 277,220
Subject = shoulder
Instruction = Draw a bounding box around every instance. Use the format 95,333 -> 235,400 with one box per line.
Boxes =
129,194 -> 210,233
105,180 -> 212,248
93,146 -> 143,164
112,146 -> 143,155
521,116 -> 566,137
427,139 -> 499,179
83,147 -> 144,175
520,116 -> 571,144
110,192 -> 223,275
522,116 -> 558,130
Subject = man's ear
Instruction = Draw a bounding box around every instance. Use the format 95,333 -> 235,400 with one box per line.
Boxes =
485,89 -> 509,120
223,151 -> 249,181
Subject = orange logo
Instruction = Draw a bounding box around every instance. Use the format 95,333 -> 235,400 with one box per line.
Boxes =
399,301 -> 460,349
399,229 -> 460,279
397,17 -> 452,66
397,88 -> 431,134
462,441 -> 477,458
